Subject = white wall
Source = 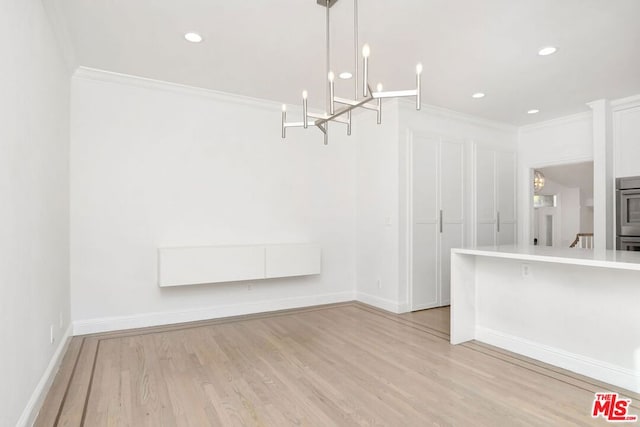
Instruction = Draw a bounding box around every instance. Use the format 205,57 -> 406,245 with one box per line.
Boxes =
517,112 -> 593,245
354,101 -> 402,311
356,100 -> 517,312
0,1 -> 71,425
70,70 -> 356,332
613,96 -> 640,178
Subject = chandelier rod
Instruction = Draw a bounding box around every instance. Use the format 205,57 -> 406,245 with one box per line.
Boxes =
326,0 -> 331,117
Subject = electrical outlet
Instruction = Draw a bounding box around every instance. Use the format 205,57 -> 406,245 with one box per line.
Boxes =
50,325 -> 55,345
247,284 -> 252,291
522,263 -> 532,278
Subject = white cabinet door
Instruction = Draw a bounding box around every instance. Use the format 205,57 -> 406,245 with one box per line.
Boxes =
496,151 -> 517,245
476,148 -> 497,246
475,148 -> 517,246
411,135 -> 439,309
410,135 -> 464,309
439,140 -> 464,305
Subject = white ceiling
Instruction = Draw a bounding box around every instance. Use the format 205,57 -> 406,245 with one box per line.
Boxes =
539,161 -> 594,195
51,0 -> 640,125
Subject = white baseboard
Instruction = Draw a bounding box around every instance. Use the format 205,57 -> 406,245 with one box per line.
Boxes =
476,326 -> 640,394
16,324 -> 73,427
356,292 -> 408,314
73,291 -> 355,335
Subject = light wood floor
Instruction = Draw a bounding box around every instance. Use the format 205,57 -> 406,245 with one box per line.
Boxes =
35,303 -> 638,426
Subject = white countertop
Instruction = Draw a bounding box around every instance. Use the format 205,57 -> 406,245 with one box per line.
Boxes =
452,245 -> 640,271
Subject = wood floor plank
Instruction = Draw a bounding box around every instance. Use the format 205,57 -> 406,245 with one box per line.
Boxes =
34,337 -> 83,427
55,337 -> 99,427
35,303 -> 637,426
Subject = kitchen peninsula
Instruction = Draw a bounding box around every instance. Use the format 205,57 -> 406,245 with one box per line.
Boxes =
450,245 -> 640,393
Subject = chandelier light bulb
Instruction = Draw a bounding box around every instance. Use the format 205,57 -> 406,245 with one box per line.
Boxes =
362,44 -> 370,58
416,63 -> 423,75
376,83 -> 383,92
282,104 -> 287,112
328,71 -> 335,82
302,90 -> 308,100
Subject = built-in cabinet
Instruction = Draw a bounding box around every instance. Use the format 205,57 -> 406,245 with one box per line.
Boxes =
409,133 -> 464,310
475,148 -> 517,246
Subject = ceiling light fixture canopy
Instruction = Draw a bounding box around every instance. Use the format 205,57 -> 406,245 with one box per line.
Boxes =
281,0 -> 422,145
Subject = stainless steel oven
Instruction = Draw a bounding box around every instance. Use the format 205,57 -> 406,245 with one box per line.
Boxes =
617,236 -> 640,251
616,176 -> 640,249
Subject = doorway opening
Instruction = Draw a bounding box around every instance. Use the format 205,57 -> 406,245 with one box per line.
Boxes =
531,161 -> 594,248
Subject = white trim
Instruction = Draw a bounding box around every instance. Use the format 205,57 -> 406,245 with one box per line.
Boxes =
611,94 -> 640,110
16,324 -> 73,427
356,292 -> 408,314
73,67 -> 284,112
476,326 -> 640,393
519,111 -> 592,134
73,292 -> 355,335
527,155 -> 594,170
398,98 -> 517,134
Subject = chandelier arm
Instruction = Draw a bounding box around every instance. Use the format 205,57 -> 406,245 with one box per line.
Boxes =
334,96 -> 379,112
314,95 -> 374,127
372,89 -> 418,99
315,122 -> 329,146
308,112 -> 349,125
283,121 -> 316,129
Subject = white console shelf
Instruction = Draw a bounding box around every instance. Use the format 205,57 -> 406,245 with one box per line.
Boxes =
158,243 -> 321,287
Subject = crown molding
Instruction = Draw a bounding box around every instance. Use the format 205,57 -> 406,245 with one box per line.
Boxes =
610,94 -> 640,111
73,67 -> 285,112
518,110 -> 592,134
397,98 -> 517,134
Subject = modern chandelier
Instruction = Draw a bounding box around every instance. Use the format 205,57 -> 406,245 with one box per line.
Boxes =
533,170 -> 545,193
281,0 -> 422,145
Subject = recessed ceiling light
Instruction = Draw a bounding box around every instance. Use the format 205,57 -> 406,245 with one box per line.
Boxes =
339,72 -> 353,80
184,32 -> 203,43
538,46 -> 557,56
528,109 -> 540,114
472,92 -> 485,99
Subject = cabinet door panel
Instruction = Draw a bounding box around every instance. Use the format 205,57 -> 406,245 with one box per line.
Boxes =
476,148 -> 496,223
440,140 -> 464,222
440,223 -> 463,305
477,223 -> 496,247
412,223 -> 439,309
412,136 -> 439,222
497,222 -> 516,245
496,151 -> 516,222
